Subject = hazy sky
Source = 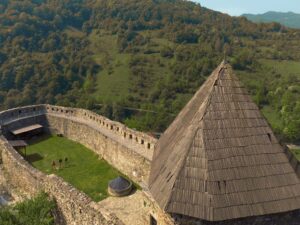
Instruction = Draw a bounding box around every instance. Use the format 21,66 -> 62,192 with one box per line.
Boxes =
193,0 -> 300,16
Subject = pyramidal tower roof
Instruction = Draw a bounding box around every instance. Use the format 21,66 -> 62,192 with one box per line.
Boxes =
149,61 -> 300,221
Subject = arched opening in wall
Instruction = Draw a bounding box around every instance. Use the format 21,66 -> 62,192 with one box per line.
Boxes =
124,133 -> 127,138
141,139 -> 144,145
135,137 -> 138,142
150,215 -> 157,225
116,127 -> 119,132
19,110 -> 22,114
51,108 -> 54,111
147,143 -> 151,149
129,134 -> 132,139
110,125 -> 113,130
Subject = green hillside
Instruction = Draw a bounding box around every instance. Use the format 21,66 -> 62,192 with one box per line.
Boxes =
0,0 -> 300,141
243,11 -> 300,29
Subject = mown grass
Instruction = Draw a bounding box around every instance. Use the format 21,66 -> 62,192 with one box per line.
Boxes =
22,135 -> 121,202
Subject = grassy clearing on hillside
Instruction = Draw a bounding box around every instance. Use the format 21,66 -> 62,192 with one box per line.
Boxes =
236,59 -> 300,138
87,30 -> 177,103
22,136 -> 120,202
94,53 -> 132,102
88,30 -> 132,102
261,59 -> 300,76
291,149 -> 300,161
261,105 -> 284,132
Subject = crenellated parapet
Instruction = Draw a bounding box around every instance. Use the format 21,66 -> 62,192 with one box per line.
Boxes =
0,104 -> 156,153
0,104 -> 160,224
0,105 -> 46,126
44,104 -> 156,152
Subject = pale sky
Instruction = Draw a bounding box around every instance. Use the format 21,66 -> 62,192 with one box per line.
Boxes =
193,0 -> 300,16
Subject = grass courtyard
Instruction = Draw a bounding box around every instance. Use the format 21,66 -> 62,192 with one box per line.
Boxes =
21,135 -> 121,202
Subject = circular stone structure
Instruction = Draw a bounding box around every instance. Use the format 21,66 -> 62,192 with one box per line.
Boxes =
108,176 -> 133,197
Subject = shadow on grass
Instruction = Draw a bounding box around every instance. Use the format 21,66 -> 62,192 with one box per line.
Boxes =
58,163 -> 77,169
25,153 -> 44,163
27,134 -> 53,145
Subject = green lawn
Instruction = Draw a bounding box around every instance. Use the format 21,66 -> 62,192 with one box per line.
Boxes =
22,136 -> 121,202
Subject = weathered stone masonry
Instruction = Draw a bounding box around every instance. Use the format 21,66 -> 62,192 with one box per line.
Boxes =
0,104 -> 156,225
0,104 -> 156,184
0,138 -> 124,225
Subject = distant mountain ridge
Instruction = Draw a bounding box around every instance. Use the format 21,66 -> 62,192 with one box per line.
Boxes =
243,11 -> 300,29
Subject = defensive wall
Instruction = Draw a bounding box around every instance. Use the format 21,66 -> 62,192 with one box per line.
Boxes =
0,104 -> 158,225
0,104 -> 299,225
0,104 -> 156,184
0,137 -> 124,225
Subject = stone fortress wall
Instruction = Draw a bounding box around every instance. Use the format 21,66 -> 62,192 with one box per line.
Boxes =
0,104 -> 157,225
0,104 -> 156,184
0,104 -> 299,225
0,137 -> 124,225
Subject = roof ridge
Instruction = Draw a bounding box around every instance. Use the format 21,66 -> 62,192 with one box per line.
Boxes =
149,61 -> 300,221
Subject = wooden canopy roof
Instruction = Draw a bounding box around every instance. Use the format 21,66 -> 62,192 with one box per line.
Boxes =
149,61 -> 300,221
8,140 -> 28,148
10,124 -> 43,136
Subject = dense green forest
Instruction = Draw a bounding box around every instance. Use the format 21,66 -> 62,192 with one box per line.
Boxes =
0,192 -> 56,225
0,0 -> 299,141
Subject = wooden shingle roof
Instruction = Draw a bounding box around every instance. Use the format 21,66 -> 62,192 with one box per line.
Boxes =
148,61 -> 300,221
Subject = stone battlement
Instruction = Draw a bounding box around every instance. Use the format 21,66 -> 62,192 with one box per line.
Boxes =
0,104 -> 156,153
0,104 -> 161,225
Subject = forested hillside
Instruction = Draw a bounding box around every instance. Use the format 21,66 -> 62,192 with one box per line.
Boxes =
243,11 -> 300,29
0,0 -> 299,141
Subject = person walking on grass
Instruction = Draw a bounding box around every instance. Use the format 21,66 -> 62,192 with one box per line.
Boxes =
52,161 -> 56,170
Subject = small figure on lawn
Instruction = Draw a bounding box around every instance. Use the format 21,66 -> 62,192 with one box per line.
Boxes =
64,157 -> 68,166
52,161 -> 56,170
59,159 -> 63,169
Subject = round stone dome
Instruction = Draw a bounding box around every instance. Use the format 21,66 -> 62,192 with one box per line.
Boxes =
108,176 -> 132,197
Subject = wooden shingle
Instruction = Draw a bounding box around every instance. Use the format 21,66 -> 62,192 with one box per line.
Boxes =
149,61 -> 300,221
